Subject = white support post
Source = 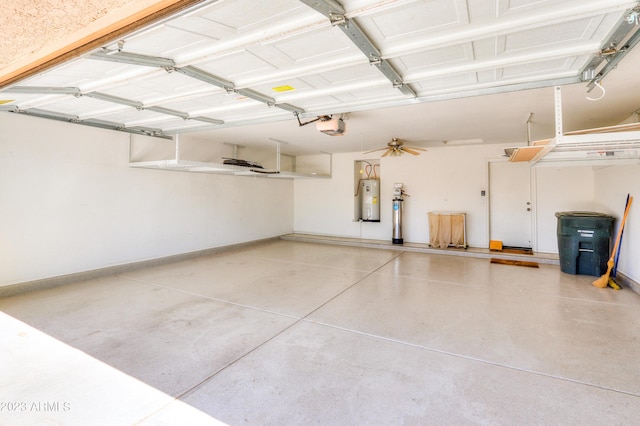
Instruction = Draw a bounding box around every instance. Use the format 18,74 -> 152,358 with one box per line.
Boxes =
268,138 -> 288,172
554,86 -> 563,145
175,134 -> 180,161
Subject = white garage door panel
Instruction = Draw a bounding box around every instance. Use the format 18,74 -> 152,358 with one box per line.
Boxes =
1,0 -> 637,138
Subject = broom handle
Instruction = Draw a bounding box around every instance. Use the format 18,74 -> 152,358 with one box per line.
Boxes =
613,194 -> 630,277
609,197 -> 633,263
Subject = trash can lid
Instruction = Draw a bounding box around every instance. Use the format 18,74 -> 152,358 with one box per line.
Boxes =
555,211 -> 613,218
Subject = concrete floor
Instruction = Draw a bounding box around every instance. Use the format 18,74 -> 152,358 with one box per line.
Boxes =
1,239 -> 639,425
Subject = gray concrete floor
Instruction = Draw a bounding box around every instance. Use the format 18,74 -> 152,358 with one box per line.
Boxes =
1,239 -> 639,425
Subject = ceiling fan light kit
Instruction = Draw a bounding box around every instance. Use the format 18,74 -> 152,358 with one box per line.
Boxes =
365,138 -> 427,157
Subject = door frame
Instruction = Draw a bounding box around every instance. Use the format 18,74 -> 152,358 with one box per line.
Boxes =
486,159 -> 538,251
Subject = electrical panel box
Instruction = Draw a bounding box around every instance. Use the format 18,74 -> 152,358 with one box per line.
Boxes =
393,182 -> 403,197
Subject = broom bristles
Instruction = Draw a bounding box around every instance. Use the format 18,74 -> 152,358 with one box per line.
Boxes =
592,274 -> 609,288
592,260 -> 614,288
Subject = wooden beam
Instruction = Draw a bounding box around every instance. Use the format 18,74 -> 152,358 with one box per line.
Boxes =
564,122 -> 640,135
0,0 -> 205,89
508,145 -> 544,162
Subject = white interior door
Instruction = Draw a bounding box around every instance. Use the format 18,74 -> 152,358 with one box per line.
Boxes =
489,161 -> 533,248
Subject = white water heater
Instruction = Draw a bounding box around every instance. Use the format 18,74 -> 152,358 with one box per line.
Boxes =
360,179 -> 380,222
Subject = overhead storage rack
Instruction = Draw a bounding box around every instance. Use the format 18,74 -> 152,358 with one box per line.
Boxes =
507,87 -> 640,167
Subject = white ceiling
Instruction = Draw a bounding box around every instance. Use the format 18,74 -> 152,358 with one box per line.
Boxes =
2,0 -> 640,156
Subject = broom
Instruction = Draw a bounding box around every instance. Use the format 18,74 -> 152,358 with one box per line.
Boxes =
612,193 -> 631,279
593,196 -> 633,288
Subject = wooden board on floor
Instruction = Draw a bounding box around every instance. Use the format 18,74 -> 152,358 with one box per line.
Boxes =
490,258 -> 539,268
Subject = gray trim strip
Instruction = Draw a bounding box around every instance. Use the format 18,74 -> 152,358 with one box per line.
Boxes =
0,237 -> 281,298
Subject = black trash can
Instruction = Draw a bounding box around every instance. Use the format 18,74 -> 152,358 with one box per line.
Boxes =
555,212 -> 614,276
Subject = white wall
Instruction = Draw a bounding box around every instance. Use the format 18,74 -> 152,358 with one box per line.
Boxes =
3,112 -> 637,287
295,145 -> 500,246
293,153 -> 364,238
293,145 -> 615,256
0,114 -> 293,286
534,166 -> 596,252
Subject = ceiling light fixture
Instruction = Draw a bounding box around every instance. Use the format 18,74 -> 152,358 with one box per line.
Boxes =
442,138 -> 484,146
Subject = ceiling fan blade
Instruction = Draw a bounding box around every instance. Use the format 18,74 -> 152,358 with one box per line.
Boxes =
363,147 -> 391,154
402,147 -> 424,155
406,146 -> 427,151
381,149 -> 392,157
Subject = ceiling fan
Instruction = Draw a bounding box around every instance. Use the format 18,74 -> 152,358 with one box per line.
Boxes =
364,138 -> 426,157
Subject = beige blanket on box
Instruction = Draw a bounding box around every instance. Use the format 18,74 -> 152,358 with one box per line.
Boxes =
429,212 -> 465,248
